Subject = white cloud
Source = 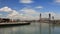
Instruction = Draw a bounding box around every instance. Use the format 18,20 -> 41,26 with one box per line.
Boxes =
0,6 -> 21,19
7,10 -> 19,17
56,0 -> 60,3
0,6 -> 60,20
0,6 -> 12,12
20,8 -> 39,15
7,10 -> 24,19
20,8 -> 40,20
20,0 -> 33,4
35,6 -> 43,9
0,6 -> 39,20
54,0 -> 60,3
0,6 -> 22,19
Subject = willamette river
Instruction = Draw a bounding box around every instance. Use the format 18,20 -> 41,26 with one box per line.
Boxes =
0,23 -> 60,34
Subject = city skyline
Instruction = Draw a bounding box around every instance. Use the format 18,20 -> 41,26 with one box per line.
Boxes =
0,0 -> 60,20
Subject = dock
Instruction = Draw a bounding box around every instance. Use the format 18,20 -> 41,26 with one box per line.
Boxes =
0,22 -> 30,26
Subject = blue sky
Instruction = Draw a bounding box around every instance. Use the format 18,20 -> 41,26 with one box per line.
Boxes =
0,0 -> 60,20
0,0 -> 60,13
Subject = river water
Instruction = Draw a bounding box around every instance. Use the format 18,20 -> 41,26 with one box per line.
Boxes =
0,23 -> 60,34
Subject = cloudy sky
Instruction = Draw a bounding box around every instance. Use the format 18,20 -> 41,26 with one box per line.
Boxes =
0,0 -> 60,20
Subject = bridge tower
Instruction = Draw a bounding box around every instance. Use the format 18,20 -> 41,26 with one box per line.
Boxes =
49,13 -> 51,34
40,13 -> 42,34
52,16 -> 54,20
40,13 -> 41,21
49,13 -> 51,21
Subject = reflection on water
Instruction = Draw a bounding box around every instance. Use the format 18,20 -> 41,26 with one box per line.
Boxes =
0,23 -> 60,34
